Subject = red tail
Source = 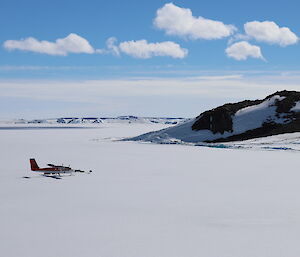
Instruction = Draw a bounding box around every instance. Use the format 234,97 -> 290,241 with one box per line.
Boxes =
30,158 -> 39,171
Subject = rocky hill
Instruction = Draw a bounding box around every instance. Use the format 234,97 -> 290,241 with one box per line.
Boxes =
130,90 -> 300,144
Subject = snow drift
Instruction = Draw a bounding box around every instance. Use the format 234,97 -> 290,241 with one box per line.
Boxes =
130,90 -> 300,144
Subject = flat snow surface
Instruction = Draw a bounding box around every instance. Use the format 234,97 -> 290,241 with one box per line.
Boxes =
1,123 -> 300,257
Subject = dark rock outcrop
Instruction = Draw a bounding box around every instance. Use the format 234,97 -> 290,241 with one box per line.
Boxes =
207,118 -> 300,143
192,99 -> 263,133
192,90 -> 300,142
270,90 -> 300,114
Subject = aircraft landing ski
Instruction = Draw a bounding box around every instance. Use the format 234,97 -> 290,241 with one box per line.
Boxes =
42,174 -> 62,179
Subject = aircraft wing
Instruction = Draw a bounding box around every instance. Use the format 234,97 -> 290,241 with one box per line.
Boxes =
47,163 -> 71,169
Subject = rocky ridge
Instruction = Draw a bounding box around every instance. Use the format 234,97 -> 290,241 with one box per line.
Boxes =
130,90 -> 300,144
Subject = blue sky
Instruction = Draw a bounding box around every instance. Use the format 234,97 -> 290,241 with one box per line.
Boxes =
1,0 -> 300,118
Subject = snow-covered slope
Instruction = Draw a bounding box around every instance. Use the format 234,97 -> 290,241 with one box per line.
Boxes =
232,95 -> 286,134
128,118 -> 226,143
129,91 -> 300,144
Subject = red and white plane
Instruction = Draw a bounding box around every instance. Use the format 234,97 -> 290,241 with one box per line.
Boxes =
30,158 -> 92,177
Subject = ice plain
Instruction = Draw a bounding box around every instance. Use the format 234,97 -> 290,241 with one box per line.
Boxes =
1,122 -> 300,257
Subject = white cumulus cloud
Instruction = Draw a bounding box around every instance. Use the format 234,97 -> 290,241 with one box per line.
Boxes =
244,21 -> 298,47
106,37 -> 120,56
153,3 -> 236,40
118,39 -> 188,59
97,37 -> 121,56
226,41 -> 264,61
3,33 -> 96,55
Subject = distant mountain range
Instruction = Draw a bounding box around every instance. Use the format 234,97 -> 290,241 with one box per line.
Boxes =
130,90 -> 300,144
6,116 -> 187,125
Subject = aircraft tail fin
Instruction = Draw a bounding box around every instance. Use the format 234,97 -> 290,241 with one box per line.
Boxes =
30,158 -> 39,171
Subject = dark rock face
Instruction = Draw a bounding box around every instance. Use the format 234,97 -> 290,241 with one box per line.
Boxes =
192,99 -> 262,133
192,90 -> 300,142
208,119 -> 300,143
268,90 -> 300,113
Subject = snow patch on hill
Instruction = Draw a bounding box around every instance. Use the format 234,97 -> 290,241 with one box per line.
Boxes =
233,95 -> 287,134
291,101 -> 300,112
